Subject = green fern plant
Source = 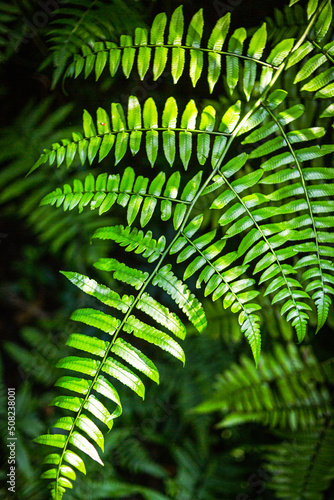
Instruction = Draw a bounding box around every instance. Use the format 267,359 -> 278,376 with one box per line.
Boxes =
264,419 -> 334,500
193,339 -> 334,499
30,0 -> 334,497
194,341 -> 334,430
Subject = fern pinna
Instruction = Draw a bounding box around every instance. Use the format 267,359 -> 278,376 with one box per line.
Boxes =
32,1 -> 334,497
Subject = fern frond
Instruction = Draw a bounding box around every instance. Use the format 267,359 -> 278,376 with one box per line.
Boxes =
253,101 -> 334,333
64,6 -> 281,97
111,338 -> 159,384
195,342 -> 333,430
265,419 -> 334,499
91,243 -> 206,337
123,315 -> 185,365
314,0 -> 333,41
137,292 -> 187,340
286,1 -> 334,122
93,254 -> 206,335
70,307 -> 120,335
40,167 -> 200,227
30,97 -> 238,173
34,243 -> 196,498
186,299 -> 243,344
63,274 -> 185,365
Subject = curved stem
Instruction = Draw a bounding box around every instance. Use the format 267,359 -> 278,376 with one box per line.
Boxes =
73,42 -> 279,69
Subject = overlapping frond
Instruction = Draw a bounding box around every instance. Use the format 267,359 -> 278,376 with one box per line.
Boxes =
92,255 -> 206,336
64,6 -> 288,97
194,342 -> 333,430
34,239 -> 208,496
169,210 -> 261,363
293,39 -> 334,88
186,299 -> 243,344
200,88 -> 334,340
